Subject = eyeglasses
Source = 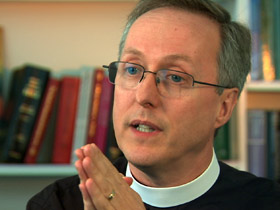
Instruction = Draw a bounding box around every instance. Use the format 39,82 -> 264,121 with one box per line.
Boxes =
103,61 -> 230,98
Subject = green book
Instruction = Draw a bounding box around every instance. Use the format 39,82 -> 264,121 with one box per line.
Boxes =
214,121 -> 230,160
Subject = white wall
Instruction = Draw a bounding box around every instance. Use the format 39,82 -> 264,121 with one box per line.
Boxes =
0,2 -> 136,71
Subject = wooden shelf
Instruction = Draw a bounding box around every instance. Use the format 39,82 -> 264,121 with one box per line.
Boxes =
247,81 -> 280,110
0,164 -> 77,177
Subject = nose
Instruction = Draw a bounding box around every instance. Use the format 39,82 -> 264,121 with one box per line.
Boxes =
135,71 -> 161,108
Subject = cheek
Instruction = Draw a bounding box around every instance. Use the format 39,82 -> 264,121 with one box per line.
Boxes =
112,88 -> 133,131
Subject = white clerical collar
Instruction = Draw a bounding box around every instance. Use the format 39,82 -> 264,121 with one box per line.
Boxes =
126,150 -> 220,208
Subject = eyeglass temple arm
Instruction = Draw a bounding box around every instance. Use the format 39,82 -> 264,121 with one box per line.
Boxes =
193,80 -> 230,89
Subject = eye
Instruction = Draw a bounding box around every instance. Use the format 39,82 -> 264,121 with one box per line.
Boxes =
126,66 -> 139,75
170,74 -> 182,83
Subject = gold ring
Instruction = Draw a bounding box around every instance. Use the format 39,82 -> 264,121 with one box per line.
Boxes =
107,190 -> 116,200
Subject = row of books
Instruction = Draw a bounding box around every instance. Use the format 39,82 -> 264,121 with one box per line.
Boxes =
250,0 -> 280,81
0,64 -> 121,164
248,110 -> 280,181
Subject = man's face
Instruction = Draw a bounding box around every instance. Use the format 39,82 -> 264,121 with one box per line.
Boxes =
113,8 -> 224,170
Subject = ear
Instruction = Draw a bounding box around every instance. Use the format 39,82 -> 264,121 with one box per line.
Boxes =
215,88 -> 239,129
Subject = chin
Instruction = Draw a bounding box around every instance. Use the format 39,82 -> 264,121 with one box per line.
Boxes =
123,147 -> 161,168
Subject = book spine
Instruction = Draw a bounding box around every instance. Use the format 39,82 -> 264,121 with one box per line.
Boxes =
94,77 -> 114,153
0,69 -> 24,161
248,110 -> 267,177
266,111 -> 276,179
273,0 -> 280,80
52,76 -> 80,164
214,121 -> 230,160
86,69 -> 105,144
275,112 -> 280,182
0,27 -> 4,118
24,78 -> 60,164
71,67 -> 95,164
250,0 -> 263,80
2,66 -> 50,163
260,0 -> 275,81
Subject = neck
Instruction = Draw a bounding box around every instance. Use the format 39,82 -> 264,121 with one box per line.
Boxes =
128,146 -> 213,187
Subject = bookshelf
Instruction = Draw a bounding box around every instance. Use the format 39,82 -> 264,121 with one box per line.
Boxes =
247,81 -> 280,110
0,164 -> 76,177
0,0 -> 279,209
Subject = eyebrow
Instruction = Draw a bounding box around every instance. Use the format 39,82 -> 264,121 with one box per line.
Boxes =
122,47 -> 192,64
122,48 -> 143,58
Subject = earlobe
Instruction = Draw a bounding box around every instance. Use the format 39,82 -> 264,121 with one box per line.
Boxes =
215,88 -> 239,128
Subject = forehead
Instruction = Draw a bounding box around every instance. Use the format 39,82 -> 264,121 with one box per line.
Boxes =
126,7 -> 221,48
123,7 -> 221,76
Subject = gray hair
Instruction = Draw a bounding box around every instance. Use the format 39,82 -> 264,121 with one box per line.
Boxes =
118,0 -> 251,95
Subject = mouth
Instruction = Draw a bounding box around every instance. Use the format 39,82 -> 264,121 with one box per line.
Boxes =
134,124 -> 155,133
130,121 -> 160,133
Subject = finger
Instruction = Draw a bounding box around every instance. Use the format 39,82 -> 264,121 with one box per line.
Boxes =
83,144 -> 120,179
75,159 -> 88,183
75,148 -> 85,160
79,182 -> 97,210
82,155 -> 112,196
82,145 -> 122,196
85,178 -> 115,210
119,173 -> 133,186
123,177 -> 133,186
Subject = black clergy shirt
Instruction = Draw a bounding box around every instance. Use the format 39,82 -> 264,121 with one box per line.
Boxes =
26,157 -> 280,210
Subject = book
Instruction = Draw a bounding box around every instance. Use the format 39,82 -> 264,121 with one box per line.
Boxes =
71,66 -> 95,164
105,90 -> 124,162
248,110 -> 267,177
52,76 -> 80,164
260,0 -> 275,81
24,78 -> 60,164
273,0 -> 280,80
250,0 -> 263,80
275,112 -> 280,183
0,27 -> 6,159
266,111 -> 277,179
214,121 -> 230,160
2,65 -> 50,163
94,76 -> 114,153
36,82 -> 60,164
0,26 -> 4,118
86,68 -> 105,144
0,69 -> 25,161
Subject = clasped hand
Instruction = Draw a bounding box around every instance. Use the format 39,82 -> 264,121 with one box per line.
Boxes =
75,144 -> 145,210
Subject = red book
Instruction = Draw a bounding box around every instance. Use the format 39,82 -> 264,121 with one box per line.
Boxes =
94,77 -> 114,153
24,78 -> 60,164
86,69 -> 105,144
52,76 -> 80,164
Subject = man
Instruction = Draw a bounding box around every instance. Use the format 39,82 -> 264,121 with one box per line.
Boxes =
27,0 -> 280,209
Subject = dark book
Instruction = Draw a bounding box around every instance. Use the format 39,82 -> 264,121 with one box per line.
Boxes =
105,87 -> 124,162
2,65 -> 50,163
214,121 -> 230,160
